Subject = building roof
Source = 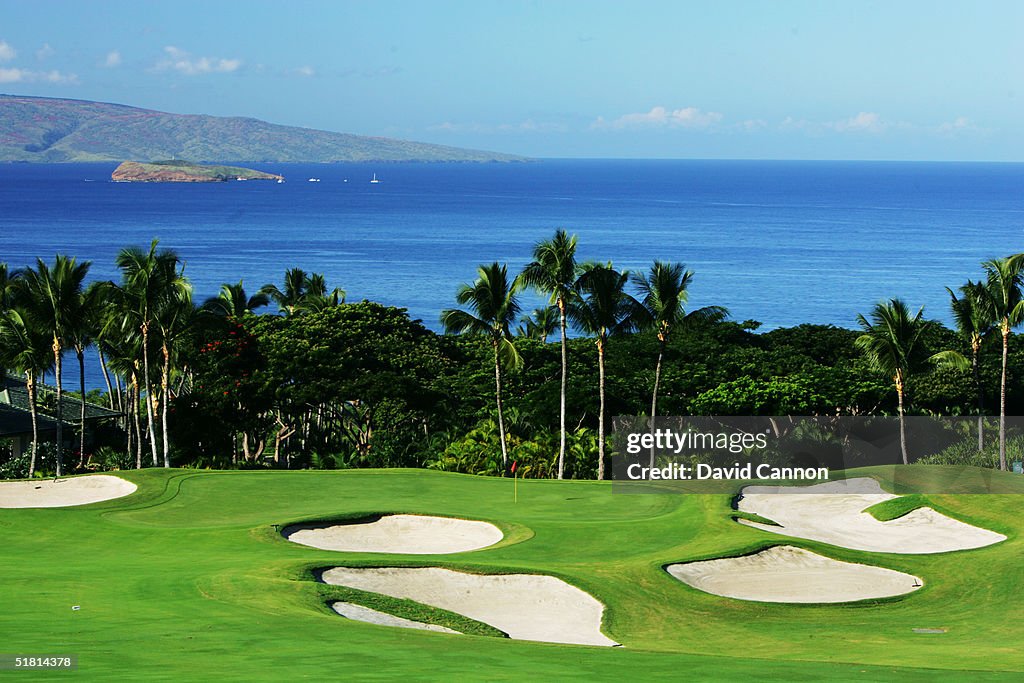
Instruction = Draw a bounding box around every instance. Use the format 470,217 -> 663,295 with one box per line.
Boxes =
0,375 -> 121,438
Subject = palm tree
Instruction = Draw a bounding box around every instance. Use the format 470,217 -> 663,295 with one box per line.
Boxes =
570,263 -> 635,480
441,262 -> 522,468
261,268 -> 308,316
302,272 -> 346,310
113,240 -> 185,467
931,282 -> 994,451
982,254 -> 1024,470
0,307 -> 52,476
856,299 -> 931,465
201,280 -> 269,318
17,255 -> 91,476
516,306 -> 559,342
99,316 -> 145,468
520,229 -> 578,479
631,261 -> 727,466
154,282 -> 194,467
70,282 -> 104,467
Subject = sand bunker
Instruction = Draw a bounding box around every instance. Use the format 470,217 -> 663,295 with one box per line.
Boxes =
667,545 -> 923,603
321,567 -> 618,646
331,601 -> 459,634
737,478 -> 1005,554
284,514 -> 503,554
0,475 -> 137,508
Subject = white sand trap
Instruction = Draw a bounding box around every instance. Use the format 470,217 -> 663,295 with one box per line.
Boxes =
737,477 -> 1005,554
667,545 -> 923,603
284,514 -> 503,554
0,475 -> 137,508
331,601 -> 459,634
322,567 -> 618,646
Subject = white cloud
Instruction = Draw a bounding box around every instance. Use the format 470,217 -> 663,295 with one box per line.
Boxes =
936,116 -> 974,134
0,67 -> 77,84
0,40 -> 15,62
829,111 -> 886,133
35,43 -> 54,60
295,65 -> 315,77
592,106 -> 723,130
738,119 -> 768,132
156,46 -> 242,75
104,50 -> 122,67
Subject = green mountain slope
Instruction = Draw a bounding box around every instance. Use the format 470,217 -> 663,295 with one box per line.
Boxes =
0,94 -> 526,163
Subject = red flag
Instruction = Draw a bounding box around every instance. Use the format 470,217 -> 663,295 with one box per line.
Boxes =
510,461 -> 517,474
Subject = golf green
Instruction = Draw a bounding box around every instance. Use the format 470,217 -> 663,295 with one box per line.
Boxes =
1,466 -> 1021,681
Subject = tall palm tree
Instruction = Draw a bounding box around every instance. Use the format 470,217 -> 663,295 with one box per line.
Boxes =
982,254 -> 1024,471
0,307 -> 52,476
441,263 -> 522,468
631,261 -> 727,466
931,282 -> 994,450
201,280 -> 269,318
71,282 -> 104,467
154,283 -> 194,467
856,299 -> 931,465
113,240 -> 185,466
570,263 -> 636,480
17,255 -> 91,476
99,316 -> 145,468
516,306 -> 559,342
520,229 -> 578,479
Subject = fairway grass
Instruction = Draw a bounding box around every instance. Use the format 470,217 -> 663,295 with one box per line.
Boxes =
1,466 -> 1022,681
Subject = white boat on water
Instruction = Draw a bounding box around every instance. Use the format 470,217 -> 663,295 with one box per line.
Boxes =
370,173 -> 381,184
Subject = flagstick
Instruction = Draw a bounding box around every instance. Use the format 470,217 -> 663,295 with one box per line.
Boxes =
514,470 -> 518,503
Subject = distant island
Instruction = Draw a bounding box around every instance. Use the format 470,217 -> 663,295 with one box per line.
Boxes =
111,160 -> 284,183
0,94 -> 527,163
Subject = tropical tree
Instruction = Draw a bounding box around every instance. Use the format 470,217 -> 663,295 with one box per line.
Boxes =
931,281 -> 994,450
520,229 -> 578,479
441,262 -> 522,468
154,282 -> 195,467
855,299 -> 931,465
570,263 -> 635,479
516,306 -> 559,342
261,268 -> 309,316
16,255 -> 91,476
0,306 -> 52,475
201,280 -> 269,318
261,269 -> 344,316
112,240 -> 186,466
982,254 -> 1024,470
631,261 -> 727,465
70,282 -> 104,466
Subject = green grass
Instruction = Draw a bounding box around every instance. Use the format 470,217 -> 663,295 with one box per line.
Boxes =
864,494 -> 930,521
1,465 -> 1022,680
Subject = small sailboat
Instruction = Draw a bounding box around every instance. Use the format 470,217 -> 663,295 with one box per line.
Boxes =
370,173 -> 381,184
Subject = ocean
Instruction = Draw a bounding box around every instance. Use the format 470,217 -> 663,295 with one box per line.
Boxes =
1,159 -> 1022,344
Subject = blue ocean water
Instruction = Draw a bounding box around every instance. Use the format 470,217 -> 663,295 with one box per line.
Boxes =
1,159 -> 1022,338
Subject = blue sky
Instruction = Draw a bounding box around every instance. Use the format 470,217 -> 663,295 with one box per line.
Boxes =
0,1 -> 1020,160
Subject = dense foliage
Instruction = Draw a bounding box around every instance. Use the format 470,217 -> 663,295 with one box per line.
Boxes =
3,241 -> 1024,479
